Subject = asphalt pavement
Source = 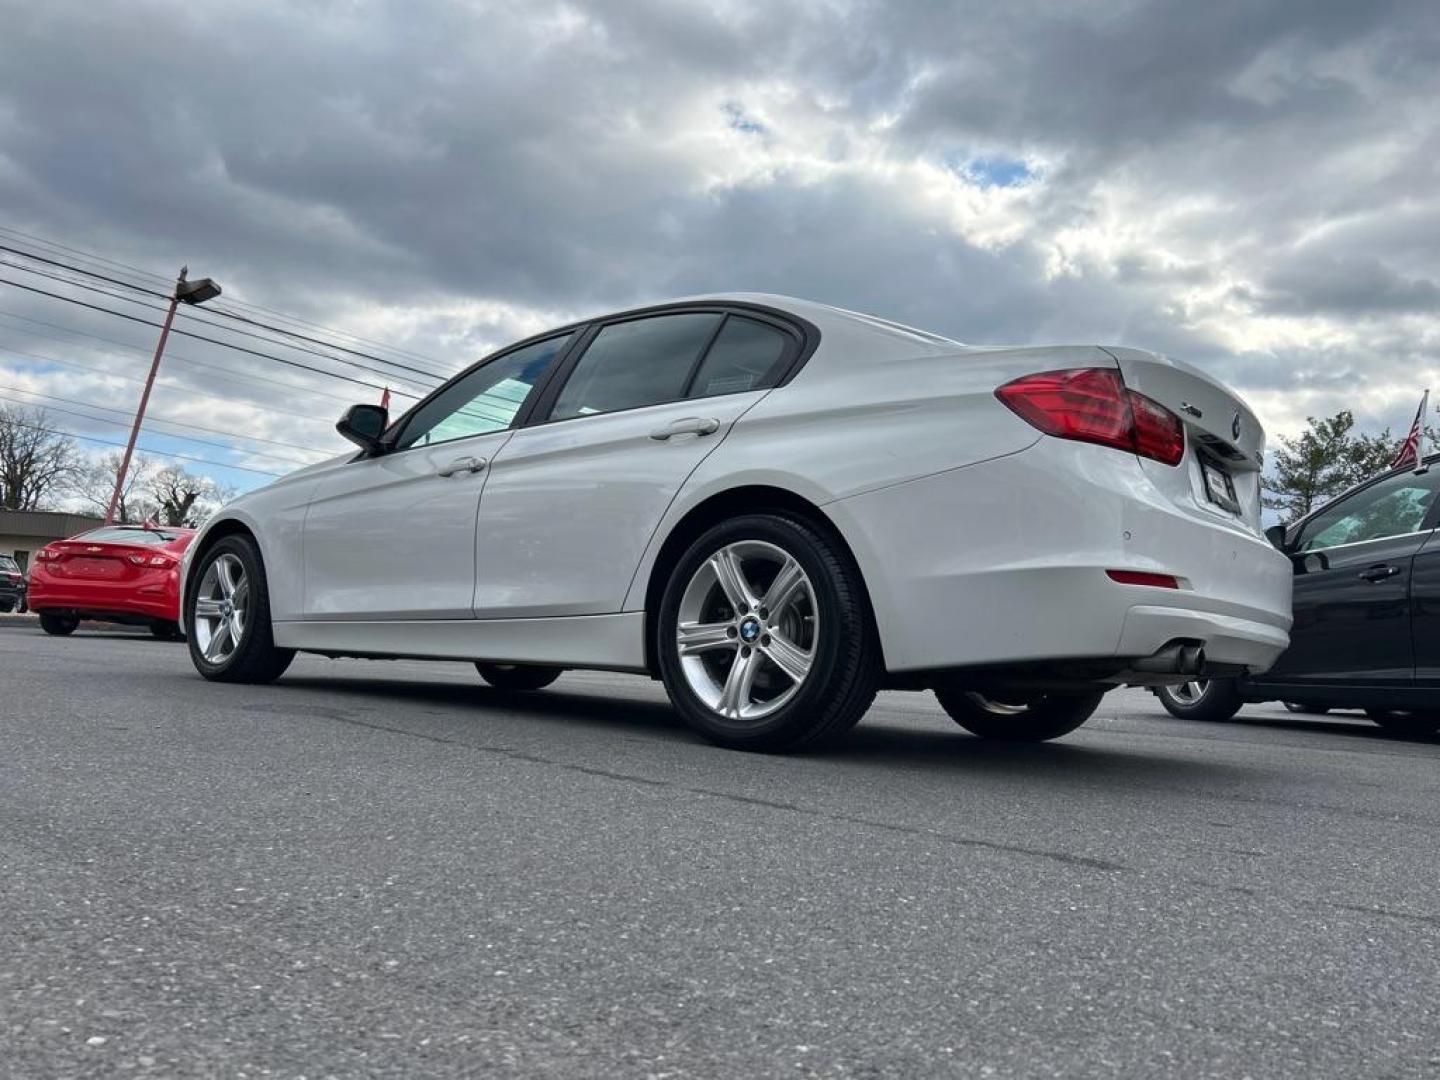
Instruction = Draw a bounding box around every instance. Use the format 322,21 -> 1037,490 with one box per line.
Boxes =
4,617 -> 1440,1078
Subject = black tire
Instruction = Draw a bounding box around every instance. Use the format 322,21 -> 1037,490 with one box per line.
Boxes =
0,599 -> 13,613
186,534 -> 294,684
1282,701 -> 1329,714
39,613 -> 78,636
1365,709 -> 1440,737
475,662 -> 562,691
656,512 -> 880,752
150,620 -> 185,641
935,688 -> 1105,742
1153,678 -> 1244,722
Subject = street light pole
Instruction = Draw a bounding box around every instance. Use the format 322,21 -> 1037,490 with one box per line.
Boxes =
105,266 -> 222,525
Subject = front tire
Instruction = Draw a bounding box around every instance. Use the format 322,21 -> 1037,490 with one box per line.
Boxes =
935,688 -> 1104,742
656,513 -> 880,752
475,663 -> 561,691
1154,678 -> 1244,722
151,620 -> 184,641
187,534 -> 294,684
39,613 -> 78,636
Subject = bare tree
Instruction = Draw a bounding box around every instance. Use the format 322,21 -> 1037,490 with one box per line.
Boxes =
67,452 -> 156,524
147,464 -> 233,527
0,405 -> 80,510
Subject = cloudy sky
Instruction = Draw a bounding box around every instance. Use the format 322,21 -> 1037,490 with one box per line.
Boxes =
2,0 -> 1439,495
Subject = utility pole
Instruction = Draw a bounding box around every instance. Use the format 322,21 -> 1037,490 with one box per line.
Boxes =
105,266 -> 222,524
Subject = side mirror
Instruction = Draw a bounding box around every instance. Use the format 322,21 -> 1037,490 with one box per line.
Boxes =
336,404 -> 388,452
1264,523 -> 1289,552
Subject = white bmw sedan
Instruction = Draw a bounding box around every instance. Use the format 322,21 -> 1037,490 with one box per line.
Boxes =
184,295 -> 1291,750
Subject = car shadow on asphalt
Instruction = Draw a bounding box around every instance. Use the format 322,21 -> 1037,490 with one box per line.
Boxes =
274,674 -> 1256,785
1140,704 -> 1440,747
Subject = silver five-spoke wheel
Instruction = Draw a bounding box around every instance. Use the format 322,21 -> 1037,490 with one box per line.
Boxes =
1170,680 -> 1209,705
193,553 -> 250,664
675,540 -> 817,722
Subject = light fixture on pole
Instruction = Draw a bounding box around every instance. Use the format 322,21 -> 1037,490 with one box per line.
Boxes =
104,266 -> 222,524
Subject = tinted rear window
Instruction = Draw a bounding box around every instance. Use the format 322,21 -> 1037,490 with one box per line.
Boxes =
76,528 -> 176,545
688,316 -> 791,398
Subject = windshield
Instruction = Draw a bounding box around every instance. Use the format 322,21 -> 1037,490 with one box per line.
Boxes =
0,555 -> 18,572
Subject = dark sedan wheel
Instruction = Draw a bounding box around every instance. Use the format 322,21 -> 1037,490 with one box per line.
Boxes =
657,513 -> 880,752
1153,678 -> 1244,722
39,613 -> 79,636
188,534 -> 294,684
1365,709 -> 1440,737
935,688 -> 1105,742
475,663 -> 562,691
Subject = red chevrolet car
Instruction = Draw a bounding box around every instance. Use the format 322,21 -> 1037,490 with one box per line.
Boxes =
27,524 -> 197,639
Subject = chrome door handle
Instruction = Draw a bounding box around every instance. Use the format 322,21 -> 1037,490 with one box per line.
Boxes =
649,416 -> 720,441
437,456 -> 486,477
1358,564 -> 1400,582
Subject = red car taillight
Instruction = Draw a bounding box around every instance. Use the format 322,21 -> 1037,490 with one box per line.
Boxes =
34,547 -> 58,561
127,552 -> 177,568
995,368 -> 1185,467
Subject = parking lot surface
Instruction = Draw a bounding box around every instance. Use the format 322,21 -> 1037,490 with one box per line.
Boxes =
4,618 -> 1440,1078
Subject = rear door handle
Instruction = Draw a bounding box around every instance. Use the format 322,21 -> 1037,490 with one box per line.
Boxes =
1358,564 -> 1401,582
437,455 -> 486,477
650,416 -> 720,441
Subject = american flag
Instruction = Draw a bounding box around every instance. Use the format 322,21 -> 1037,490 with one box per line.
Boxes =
1390,389 -> 1429,470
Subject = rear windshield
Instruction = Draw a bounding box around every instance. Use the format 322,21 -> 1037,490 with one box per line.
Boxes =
75,527 -> 177,545
0,555 -> 18,571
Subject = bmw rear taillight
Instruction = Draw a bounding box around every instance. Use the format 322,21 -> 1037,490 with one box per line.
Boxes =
995,368 -> 1185,466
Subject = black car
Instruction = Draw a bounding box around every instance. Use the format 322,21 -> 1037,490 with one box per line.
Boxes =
1156,456 -> 1440,736
0,554 -> 26,613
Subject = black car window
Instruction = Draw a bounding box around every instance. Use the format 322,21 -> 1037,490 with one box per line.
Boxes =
0,555 -> 18,571
687,316 -> 791,399
397,334 -> 571,449
549,314 -> 720,422
1296,471 -> 1440,552
76,527 -> 174,545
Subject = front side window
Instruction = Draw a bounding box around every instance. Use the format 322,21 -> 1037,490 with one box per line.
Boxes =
549,314 -> 720,422
398,334 -> 571,450
1297,472 -> 1440,552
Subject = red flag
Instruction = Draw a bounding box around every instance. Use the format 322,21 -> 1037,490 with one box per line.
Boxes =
1390,390 -> 1429,470
380,386 -> 391,411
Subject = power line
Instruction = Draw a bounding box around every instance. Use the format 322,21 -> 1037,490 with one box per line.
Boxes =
0,232 -> 453,374
0,383 -> 334,459
0,224 -> 447,367
0,275 -> 428,397
3,414 -> 283,478
0,308 -> 375,408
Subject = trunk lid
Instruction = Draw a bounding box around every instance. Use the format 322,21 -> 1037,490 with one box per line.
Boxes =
46,541 -> 150,582
1102,346 -> 1267,534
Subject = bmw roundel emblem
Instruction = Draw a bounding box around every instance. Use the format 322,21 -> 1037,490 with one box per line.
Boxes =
1231,412 -> 1242,440
739,617 -> 762,643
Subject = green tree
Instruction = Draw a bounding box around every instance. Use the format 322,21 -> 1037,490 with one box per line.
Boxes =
1262,411 -> 1364,520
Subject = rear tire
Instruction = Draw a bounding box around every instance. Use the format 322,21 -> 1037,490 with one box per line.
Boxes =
150,620 -> 184,641
656,513 -> 880,752
187,534 -> 294,684
1366,709 -> 1440,737
935,688 -> 1104,742
1153,678 -> 1244,722
0,599 -> 13,613
475,663 -> 562,691
39,613 -> 78,636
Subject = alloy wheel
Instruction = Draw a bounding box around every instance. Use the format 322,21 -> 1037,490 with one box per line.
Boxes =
1169,680 -> 1209,705
193,553 -> 250,664
675,540 -> 818,722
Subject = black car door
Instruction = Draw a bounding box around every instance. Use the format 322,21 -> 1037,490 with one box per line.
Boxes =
1407,527 -> 1440,686
1253,469 -> 1440,688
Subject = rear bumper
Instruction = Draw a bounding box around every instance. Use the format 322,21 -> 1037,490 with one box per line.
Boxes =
27,571 -> 181,621
828,438 -> 1293,674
